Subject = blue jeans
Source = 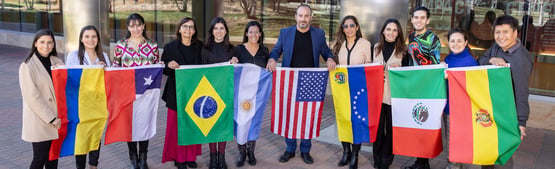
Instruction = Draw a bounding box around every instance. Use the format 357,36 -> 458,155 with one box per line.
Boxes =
285,138 -> 311,153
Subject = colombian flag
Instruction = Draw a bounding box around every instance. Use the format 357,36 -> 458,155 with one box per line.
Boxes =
329,64 -> 383,143
50,65 -> 108,160
447,65 -> 521,165
104,65 -> 163,144
176,64 -> 234,145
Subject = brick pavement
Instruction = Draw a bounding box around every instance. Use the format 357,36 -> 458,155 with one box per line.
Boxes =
2,44 -> 555,169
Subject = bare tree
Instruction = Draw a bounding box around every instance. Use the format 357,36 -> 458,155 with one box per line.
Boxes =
24,0 -> 35,9
240,0 -> 257,19
269,0 -> 281,12
174,0 -> 187,12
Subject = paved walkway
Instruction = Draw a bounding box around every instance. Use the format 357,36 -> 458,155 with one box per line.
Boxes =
1,44 -> 555,169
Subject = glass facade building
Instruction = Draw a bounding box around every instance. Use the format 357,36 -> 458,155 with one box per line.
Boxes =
0,0 -> 553,96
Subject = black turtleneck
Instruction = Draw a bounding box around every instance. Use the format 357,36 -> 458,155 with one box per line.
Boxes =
383,41 -> 395,62
36,52 -> 52,77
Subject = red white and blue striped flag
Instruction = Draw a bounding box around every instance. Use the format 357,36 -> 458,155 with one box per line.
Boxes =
271,67 -> 328,139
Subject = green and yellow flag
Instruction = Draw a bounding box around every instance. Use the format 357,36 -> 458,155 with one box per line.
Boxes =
176,64 -> 234,145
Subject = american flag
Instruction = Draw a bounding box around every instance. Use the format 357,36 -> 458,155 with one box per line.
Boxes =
271,67 -> 329,139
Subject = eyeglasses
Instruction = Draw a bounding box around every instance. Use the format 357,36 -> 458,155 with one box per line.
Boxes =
181,24 -> 195,30
342,24 -> 356,29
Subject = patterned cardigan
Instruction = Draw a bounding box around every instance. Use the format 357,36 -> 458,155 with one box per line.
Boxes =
113,39 -> 159,67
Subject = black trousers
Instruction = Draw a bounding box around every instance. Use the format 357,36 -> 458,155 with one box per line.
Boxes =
373,103 -> 394,168
75,142 -> 101,169
30,140 -> 58,169
127,140 -> 149,156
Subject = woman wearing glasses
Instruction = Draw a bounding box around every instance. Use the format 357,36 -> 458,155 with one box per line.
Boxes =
161,17 -> 203,169
232,21 -> 269,168
331,15 -> 372,169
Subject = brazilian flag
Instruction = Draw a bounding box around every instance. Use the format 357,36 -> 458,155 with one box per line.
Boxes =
175,64 -> 234,145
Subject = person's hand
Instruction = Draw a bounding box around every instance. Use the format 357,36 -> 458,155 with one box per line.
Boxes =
326,58 -> 336,71
168,60 -> 179,69
266,58 -> 277,72
519,126 -> 526,140
489,57 -> 508,66
97,61 -> 106,66
230,57 -> 239,64
159,61 -> 165,65
389,63 -> 401,68
52,118 -> 61,130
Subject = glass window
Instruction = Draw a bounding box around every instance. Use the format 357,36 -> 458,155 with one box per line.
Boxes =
0,0 -> 22,31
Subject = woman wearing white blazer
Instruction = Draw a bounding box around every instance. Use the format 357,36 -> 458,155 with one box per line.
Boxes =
19,29 -> 63,169
372,19 -> 407,169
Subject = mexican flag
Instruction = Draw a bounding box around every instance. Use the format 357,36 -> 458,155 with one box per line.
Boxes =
175,64 -> 234,145
389,64 -> 447,158
446,65 -> 521,165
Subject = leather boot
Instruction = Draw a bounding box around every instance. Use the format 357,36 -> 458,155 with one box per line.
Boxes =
246,141 -> 257,165
349,144 -> 361,169
218,152 -> 227,169
209,152 -> 218,169
139,152 -> 149,169
129,152 -> 139,169
236,144 -> 246,167
338,142 -> 351,166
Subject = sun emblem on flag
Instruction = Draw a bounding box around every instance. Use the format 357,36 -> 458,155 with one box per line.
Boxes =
334,72 -> 345,84
475,109 -> 493,127
185,76 -> 226,136
241,100 -> 252,112
412,102 -> 429,125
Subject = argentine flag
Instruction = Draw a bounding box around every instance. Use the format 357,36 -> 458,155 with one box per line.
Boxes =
234,64 -> 272,144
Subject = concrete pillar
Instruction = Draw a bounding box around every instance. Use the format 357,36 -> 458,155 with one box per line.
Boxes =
62,0 -> 109,58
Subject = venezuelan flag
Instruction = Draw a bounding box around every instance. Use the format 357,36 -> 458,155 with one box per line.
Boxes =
329,64 -> 383,144
49,65 -> 108,160
447,65 -> 521,165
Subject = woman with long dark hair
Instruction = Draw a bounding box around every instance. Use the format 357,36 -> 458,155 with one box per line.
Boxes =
112,13 -> 160,169
232,20 -> 269,167
161,17 -> 203,169
331,15 -> 372,169
19,29 -> 63,169
201,16 -> 236,169
65,25 -> 110,169
372,18 -> 407,169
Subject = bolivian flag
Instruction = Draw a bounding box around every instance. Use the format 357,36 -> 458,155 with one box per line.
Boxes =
49,65 -> 108,160
176,64 -> 234,145
446,65 -> 521,165
330,63 -> 383,144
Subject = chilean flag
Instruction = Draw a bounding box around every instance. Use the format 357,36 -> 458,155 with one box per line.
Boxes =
104,64 -> 163,144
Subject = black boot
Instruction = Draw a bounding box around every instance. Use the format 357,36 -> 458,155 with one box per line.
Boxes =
246,141 -> 257,165
209,152 -> 218,169
139,152 -> 149,169
129,152 -> 139,169
236,144 -> 246,167
218,152 -> 227,169
349,144 -> 361,169
338,142 -> 351,166
175,161 -> 187,169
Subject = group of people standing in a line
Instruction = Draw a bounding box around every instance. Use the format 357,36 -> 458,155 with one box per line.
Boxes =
19,3 -> 532,169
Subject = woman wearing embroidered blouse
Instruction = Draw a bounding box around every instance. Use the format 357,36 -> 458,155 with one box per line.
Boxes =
65,25 -> 109,169
112,13 -> 159,169
331,15 -> 372,169
19,29 -> 63,169
201,16 -> 236,169
232,20 -> 268,168
161,17 -> 203,169
372,18 -> 407,169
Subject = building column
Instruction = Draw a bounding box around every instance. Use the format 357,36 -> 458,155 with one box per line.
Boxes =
62,0 -> 109,58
